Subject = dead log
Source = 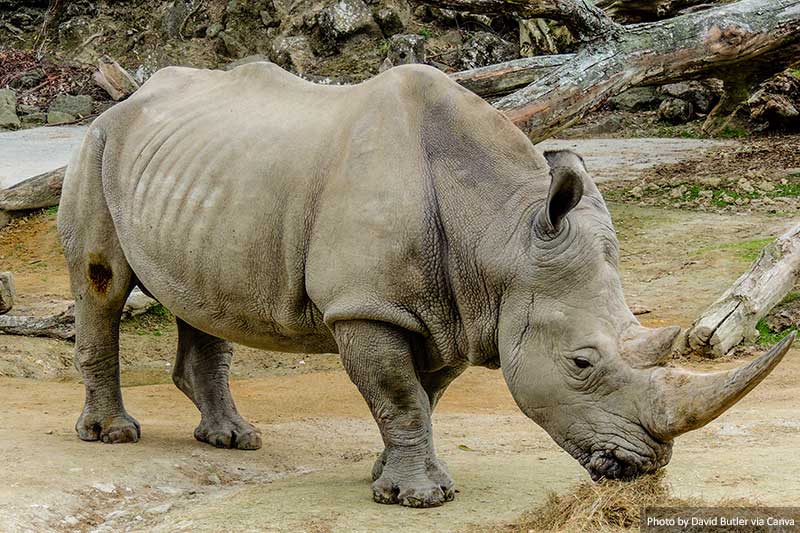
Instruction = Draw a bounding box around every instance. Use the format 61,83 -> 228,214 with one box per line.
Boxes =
0,305 -> 75,341
0,288 -> 159,341
427,0 -> 800,142
450,54 -> 571,96
686,224 -> 800,357
93,55 -> 139,101
0,166 -> 65,211
498,0 -> 800,142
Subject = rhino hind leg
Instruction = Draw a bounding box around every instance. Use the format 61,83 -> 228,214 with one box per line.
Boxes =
335,320 -> 454,508
60,168 -> 140,443
172,318 -> 262,450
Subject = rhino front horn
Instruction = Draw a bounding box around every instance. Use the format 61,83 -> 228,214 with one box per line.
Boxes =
645,332 -> 795,440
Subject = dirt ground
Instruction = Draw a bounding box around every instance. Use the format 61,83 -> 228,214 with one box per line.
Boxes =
1,135 -> 800,532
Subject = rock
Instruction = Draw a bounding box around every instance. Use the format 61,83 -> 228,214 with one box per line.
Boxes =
608,87 -> 660,112
379,33 -> 425,72
658,97 -> 694,124
737,178 -> 755,194
318,0 -> 376,42
17,104 -> 39,115
9,68 -> 44,90
21,112 -> 47,126
629,185 -> 643,198
206,22 -> 224,38
218,31 -> 248,58
372,0 -> 410,36
92,482 -> 116,494
145,503 -> 172,515
660,81 -> 715,113
223,54 -> 271,71
272,35 -> 315,74
260,10 -> 279,28
207,473 -> 221,485
458,31 -> 517,70
374,7 -> 403,36
584,115 -> 624,134
0,210 -> 10,230
0,272 -> 15,315
47,111 -> 77,125
49,94 -> 93,118
0,89 -> 21,130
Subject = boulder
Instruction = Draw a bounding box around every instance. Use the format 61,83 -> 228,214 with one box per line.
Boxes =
9,68 -> 44,90
223,54 -> 271,71
379,33 -> 425,72
272,35 -> 315,74
608,87 -> 660,112
458,31 -> 517,70
0,89 -> 21,130
318,0 -> 377,42
658,97 -> 694,124
21,112 -> 47,126
660,81 -> 715,113
372,0 -> 410,36
49,94 -> 93,118
0,272 -> 15,315
47,111 -> 77,125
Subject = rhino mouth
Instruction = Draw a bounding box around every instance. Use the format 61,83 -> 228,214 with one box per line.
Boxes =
583,441 -> 673,481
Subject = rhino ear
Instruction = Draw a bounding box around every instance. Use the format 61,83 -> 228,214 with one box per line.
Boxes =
537,150 -> 585,236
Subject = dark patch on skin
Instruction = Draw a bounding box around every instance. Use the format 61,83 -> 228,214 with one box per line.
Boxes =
88,260 -> 113,295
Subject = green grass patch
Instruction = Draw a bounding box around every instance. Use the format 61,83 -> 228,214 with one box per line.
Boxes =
44,205 -> 58,216
122,304 -> 174,336
756,319 -> 796,346
717,126 -> 749,139
692,237 -> 774,262
418,28 -> 433,38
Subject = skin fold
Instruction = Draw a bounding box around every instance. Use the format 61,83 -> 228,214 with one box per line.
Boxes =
57,62 -> 792,509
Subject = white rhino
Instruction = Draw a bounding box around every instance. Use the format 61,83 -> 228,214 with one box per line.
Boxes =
58,62 -> 794,508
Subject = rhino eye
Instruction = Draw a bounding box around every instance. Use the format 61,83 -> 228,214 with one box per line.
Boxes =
573,357 -> 592,369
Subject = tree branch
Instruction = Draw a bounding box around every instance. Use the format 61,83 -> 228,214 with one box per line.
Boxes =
420,0 -> 621,40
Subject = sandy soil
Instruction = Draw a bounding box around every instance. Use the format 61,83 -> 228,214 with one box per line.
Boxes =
1,135 -> 799,532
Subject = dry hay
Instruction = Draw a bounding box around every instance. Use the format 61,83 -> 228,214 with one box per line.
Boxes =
498,471 -> 759,532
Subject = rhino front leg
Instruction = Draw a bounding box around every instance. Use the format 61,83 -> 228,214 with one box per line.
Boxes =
335,320 -> 454,508
371,364 -> 467,485
172,318 -> 262,450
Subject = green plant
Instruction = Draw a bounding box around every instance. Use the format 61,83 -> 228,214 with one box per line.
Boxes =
44,205 -> 58,216
717,126 -> 748,139
418,28 -> 433,38
755,319 -> 796,346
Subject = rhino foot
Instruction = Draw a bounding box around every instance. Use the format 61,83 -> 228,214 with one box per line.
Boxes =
193,416 -> 262,450
76,411 -> 140,444
371,452 -> 455,508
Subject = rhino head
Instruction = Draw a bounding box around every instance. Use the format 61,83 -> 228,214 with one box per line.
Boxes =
497,149 -> 794,481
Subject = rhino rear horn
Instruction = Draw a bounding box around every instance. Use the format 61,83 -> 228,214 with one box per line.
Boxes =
537,150 -> 585,237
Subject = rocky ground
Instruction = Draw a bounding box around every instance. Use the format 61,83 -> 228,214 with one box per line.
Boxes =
1,128 -> 799,531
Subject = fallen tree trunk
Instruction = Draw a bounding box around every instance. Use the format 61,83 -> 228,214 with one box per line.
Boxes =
0,305 -> 75,341
0,288 -> 158,341
686,224 -> 800,357
0,166 -> 65,211
493,0 -> 800,142
450,54 -> 571,96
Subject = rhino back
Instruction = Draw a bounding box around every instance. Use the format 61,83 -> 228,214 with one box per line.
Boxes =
91,63 -> 548,361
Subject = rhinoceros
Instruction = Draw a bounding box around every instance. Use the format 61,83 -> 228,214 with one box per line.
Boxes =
57,62 -> 794,508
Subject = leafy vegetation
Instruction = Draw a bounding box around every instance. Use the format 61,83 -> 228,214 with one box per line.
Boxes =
755,319 -> 796,346
121,304 -> 174,337
717,126 -> 749,138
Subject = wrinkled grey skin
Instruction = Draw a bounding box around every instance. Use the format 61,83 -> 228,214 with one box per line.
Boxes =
57,62 -> 781,509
